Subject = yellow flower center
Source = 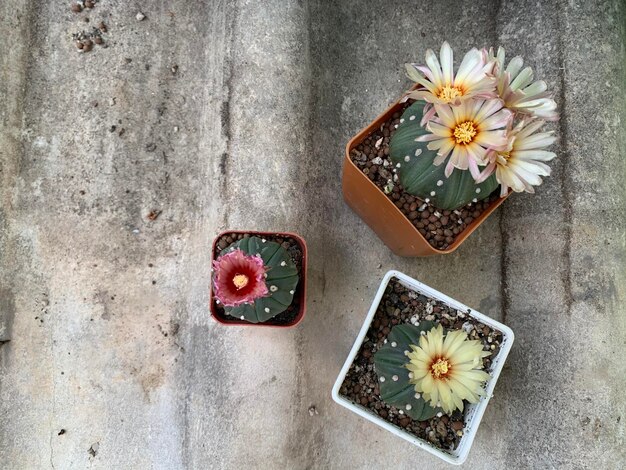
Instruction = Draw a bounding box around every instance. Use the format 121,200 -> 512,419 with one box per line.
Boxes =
437,85 -> 463,102
232,274 -> 249,290
453,121 -> 477,145
431,358 -> 451,379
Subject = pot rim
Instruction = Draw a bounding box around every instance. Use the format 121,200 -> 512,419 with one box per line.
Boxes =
331,270 -> 515,465
209,230 -> 308,328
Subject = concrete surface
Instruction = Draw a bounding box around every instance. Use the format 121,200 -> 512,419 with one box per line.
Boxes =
1,0 -> 625,468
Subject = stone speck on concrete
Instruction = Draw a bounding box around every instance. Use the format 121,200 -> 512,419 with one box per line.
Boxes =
0,0 -> 625,469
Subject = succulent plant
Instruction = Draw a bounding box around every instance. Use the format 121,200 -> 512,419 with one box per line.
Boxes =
213,236 -> 299,323
375,322 -> 492,418
389,101 -> 499,210
373,321 -> 439,420
390,43 -> 558,211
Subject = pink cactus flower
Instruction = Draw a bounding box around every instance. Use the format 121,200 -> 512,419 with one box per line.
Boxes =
212,249 -> 268,307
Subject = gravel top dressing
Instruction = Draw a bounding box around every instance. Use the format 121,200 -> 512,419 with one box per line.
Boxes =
339,278 -> 504,451
212,233 -> 304,325
349,103 -> 500,251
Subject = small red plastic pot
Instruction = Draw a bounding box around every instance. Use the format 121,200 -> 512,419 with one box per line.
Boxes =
209,230 -> 307,328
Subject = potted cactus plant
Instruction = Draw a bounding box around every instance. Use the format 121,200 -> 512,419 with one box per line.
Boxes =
332,270 -> 514,465
209,230 -> 307,327
343,43 -> 558,256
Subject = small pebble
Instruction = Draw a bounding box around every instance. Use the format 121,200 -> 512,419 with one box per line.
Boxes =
136,12 -> 146,21
451,421 -> 464,431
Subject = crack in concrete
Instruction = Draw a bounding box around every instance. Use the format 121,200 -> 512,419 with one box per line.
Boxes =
499,210 -> 509,325
48,314 -> 57,470
556,1 -> 574,315
218,2 -> 238,229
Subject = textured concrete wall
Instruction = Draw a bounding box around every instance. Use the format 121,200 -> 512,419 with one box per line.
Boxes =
0,1 -> 624,469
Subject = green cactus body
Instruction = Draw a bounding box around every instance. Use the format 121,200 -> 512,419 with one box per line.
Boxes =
373,322 -> 440,421
220,237 -> 299,323
389,101 -> 499,210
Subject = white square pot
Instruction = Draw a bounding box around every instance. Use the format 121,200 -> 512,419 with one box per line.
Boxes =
331,270 -> 515,465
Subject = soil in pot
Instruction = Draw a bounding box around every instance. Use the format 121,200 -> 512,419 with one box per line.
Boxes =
212,232 -> 304,326
349,101 -> 500,251
338,278 -> 504,451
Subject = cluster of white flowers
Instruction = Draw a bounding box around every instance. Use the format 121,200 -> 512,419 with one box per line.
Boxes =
405,42 -> 558,196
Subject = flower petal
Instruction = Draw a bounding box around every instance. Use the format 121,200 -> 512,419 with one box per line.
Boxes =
440,42 -> 454,87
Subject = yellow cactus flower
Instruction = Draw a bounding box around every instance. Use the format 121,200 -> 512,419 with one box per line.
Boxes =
406,325 -> 491,414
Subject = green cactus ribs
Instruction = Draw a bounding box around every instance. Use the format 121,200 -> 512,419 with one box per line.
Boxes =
212,233 -> 302,324
373,322 -> 440,421
389,101 -> 499,211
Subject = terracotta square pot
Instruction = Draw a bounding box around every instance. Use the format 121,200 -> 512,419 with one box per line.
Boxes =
209,230 -> 307,328
342,93 -> 509,257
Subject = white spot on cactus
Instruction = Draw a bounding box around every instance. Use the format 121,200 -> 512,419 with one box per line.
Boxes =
420,331 -> 426,336
475,187 -> 481,193
289,290 -> 294,295
406,404 -> 412,410
261,239 -> 267,243
404,155 -> 410,162
414,393 -> 421,399
396,163 -> 401,168
280,261 -> 287,266
399,410 -> 404,414
379,376 -> 386,383
415,148 -> 422,157
437,180 -> 443,186
270,285 -> 278,292
240,316 -> 245,320
409,115 -> 416,121
264,307 -> 270,313
472,198 -> 478,203
437,412 -> 443,418
215,299 -> 220,304
391,341 -> 397,347
430,191 -> 436,196
425,198 -> 430,203
408,372 -> 414,379
400,118 -> 405,123
392,375 -> 399,382
404,350 -> 410,356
